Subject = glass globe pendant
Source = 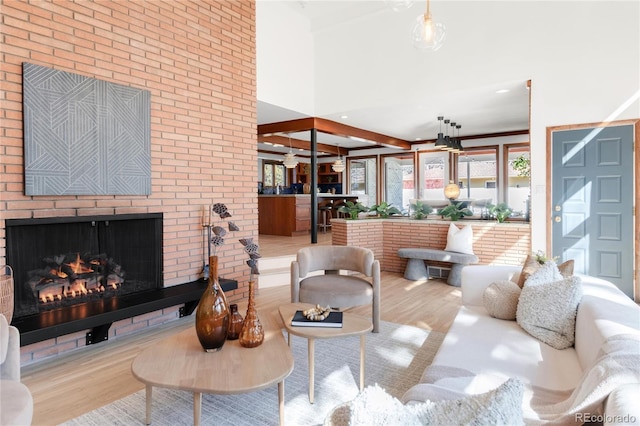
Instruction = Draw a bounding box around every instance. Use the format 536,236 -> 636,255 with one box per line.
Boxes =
412,0 -> 446,51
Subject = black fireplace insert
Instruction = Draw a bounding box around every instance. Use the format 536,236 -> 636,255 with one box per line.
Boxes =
7,214 -> 163,320
5,213 -> 238,346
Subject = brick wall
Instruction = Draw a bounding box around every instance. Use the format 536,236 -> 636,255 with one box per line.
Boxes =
0,0 -> 257,362
333,218 -> 531,273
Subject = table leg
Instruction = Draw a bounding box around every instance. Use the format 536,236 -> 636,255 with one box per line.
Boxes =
278,380 -> 285,426
193,392 -> 202,426
145,384 -> 152,425
308,338 -> 315,404
360,334 -> 366,391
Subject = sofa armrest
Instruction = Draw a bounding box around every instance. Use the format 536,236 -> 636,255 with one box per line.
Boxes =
1,324 -> 21,381
603,383 -> 640,425
461,265 -> 521,306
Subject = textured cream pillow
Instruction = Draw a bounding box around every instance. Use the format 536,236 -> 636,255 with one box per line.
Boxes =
444,223 -> 474,255
324,379 -> 524,426
483,280 -> 522,320
516,275 -> 583,349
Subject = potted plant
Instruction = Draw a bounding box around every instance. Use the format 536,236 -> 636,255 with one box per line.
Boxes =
337,201 -> 369,220
369,201 -> 402,218
410,200 -> 433,220
438,202 -> 473,221
487,202 -> 513,223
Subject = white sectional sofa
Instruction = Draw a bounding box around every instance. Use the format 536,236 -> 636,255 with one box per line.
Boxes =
402,265 -> 640,424
1,313 -> 33,426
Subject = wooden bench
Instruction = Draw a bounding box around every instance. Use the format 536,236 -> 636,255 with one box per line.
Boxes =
397,248 -> 479,287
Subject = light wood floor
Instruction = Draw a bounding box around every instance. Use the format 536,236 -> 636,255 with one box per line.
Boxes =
21,231 -> 462,425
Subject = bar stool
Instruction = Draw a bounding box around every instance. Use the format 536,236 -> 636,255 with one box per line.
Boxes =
333,200 -> 347,218
318,202 -> 333,233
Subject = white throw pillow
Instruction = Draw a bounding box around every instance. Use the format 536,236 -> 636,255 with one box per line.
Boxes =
324,379 -> 524,426
483,280 -> 521,320
516,275 -> 583,349
444,223 -> 474,255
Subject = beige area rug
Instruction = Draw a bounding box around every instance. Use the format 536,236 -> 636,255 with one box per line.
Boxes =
61,321 -> 445,426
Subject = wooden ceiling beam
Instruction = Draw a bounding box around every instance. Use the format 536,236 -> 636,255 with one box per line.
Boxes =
257,118 -> 316,136
312,118 -> 411,150
258,135 -> 340,155
257,117 -> 412,150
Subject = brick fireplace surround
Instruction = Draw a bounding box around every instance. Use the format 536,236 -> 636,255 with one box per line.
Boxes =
0,1 -> 257,364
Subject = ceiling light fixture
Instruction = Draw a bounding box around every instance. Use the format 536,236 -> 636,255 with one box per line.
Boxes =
282,134 -> 298,169
441,119 -> 452,150
332,144 -> 346,173
453,124 -> 464,153
434,116 -> 447,149
412,0 -> 446,51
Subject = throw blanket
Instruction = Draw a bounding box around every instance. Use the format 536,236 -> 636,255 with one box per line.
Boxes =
414,334 -> 640,425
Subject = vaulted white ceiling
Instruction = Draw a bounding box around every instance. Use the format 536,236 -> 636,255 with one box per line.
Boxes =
256,0 -> 531,156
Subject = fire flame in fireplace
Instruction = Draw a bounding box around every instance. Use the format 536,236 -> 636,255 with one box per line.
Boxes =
29,252 -> 125,305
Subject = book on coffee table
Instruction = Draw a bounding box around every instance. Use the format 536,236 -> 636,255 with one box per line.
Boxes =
291,310 -> 343,328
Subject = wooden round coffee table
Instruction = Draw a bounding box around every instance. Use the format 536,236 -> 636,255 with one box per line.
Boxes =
131,310 -> 293,425
278,303 -> 373,404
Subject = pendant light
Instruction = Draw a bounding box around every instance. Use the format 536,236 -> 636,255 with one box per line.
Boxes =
445,121 -> 457,151
332,144 -> 345,173
452,124 -> 464,153
434,116 -> 447,149
441,119 -> 452,151
282,134 -> 298,169
412,0 -> 446,51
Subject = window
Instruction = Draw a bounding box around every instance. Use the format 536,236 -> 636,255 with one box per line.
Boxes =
263,161 -> 286,187
418,150 -> 449,200
457,147 -> 498,216
348,157 -> 377,207
382,153 -> 414,212
505,144 -> 531,219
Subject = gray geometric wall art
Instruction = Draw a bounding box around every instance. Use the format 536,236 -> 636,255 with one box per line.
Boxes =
23,62 -> 151,195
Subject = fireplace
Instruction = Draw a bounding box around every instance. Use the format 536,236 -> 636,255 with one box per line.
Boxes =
7,214 -> 162,320
6,213 -> 237,347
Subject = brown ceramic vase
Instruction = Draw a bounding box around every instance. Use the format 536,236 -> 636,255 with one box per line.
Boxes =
195,256 -> 229,352
239,280 -> 264,348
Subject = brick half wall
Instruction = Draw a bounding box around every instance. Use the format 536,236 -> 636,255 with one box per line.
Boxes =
332,218 -> 531,273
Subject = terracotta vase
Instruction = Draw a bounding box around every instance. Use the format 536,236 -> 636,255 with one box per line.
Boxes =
239,280 -> 264,348
195,256 -> 230,352
226,303 -> 244,340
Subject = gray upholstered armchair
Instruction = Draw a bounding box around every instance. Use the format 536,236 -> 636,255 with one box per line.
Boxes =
1,314 -> 33,426
291,246 -> 380,332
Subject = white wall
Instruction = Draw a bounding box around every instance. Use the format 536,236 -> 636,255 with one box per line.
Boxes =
256,1 -> 316,116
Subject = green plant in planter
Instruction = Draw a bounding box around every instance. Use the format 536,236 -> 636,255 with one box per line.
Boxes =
338,201 -> 369,220
487,202 -> 513,223
438,202 -> 473,221
410,200 -> 433,220
369,201 -> 402,218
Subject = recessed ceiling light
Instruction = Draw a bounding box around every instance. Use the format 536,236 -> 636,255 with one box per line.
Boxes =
496,89 -> 510,94
273,144 -> 284,148
348,136 -> 367,142
263,142 -> 273,145
340,115 -> 348,119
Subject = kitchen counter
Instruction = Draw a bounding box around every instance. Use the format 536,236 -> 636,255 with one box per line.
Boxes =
258,194 -> 360,236
258,195 -> 311,236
